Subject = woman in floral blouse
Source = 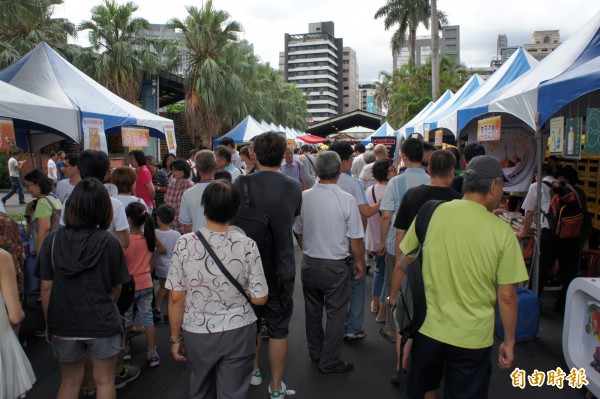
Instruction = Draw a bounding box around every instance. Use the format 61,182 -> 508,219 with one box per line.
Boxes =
164,159 -> 194,234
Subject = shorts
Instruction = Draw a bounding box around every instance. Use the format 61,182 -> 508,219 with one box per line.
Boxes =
124,288 -> 154,328
407,332 -> 492,399
257,278 -> 295,339
52,334 -> 123,363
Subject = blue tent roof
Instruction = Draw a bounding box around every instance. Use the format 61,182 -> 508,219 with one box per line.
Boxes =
212,115 -> 266,146
362,121 -> 395,144
0,43 -> 173,139
400,90 -> 453,138
421,74 -> 484,135
456,48 -> 538,134
538,26 -> 600,125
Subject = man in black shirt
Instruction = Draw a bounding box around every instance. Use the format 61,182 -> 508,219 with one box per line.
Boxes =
388,149 -> 461,385
451,143 -> 485,193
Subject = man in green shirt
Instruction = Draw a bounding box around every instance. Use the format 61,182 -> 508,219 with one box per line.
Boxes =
399,155 -> 528,399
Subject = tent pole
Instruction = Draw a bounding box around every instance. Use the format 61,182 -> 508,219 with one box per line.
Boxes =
533,113 -> 543,295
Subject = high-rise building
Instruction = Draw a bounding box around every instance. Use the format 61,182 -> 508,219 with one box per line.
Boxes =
282,21 -> 344,123
139,24 -> 190,77
523,30 -> 561,61
393,25 -> 460,69
358,82 -> 382,115
342,47 -> 359,113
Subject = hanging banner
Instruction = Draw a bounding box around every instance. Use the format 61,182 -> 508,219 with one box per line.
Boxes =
372,136 -> 397,159
121,127 -> 149,147
584,109 -> 600,155
434,130 -> 443,146
82,117 -> 107,152
564,117 -> 583,159
0,118 -> 16,150
477,116 -> 501,142
549,116 -> 564,155
163,124 -> 177,154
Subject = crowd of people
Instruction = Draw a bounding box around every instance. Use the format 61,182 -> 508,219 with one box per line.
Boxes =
2,129 -> 588,399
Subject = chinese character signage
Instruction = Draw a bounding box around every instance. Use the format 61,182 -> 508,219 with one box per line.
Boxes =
549,117 -> 564,155
82,117 -> 107,152
0,118 -> 16,150
163,124 -> 177,154
434,130 -> 443,147
477,116 -> 501,142
564,117 -> 582,159
121,127 -> 150,147
584,108 -> 600,155
372,136 -> 397,159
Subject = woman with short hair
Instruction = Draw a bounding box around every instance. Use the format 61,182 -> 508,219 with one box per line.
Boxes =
38,178 -> 130,399
167,180 -> 268,399
164,159 -> 193,234
111,166 -> 147,210
129,150 -> 155,211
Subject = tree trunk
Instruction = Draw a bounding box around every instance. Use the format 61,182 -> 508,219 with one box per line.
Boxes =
408,28 -> 416,66
431,0 -> 440,101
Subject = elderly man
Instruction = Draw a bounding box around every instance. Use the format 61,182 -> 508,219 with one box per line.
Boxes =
179,150 -> 217,233
219,136 -> 245,169
350,143 -> 367,178
298,144 -> 317,188
214,145 -> 242,182
281,146 -> 310,191
359,144 -> 389,191
294,151 -> 364,373
400,155 -> 527,399
146,155 -> 169,208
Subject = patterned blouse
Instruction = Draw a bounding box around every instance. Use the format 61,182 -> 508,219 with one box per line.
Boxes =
0,213 -> 25,301
166,228 -> 268,334
165,179 -> 194,234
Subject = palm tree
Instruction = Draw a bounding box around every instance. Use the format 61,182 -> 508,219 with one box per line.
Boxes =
0,0 -> 76,68
77,0 -> 157,102
374,0 -> 447,65
167,0 -> 245,146
374,71 -> 392,114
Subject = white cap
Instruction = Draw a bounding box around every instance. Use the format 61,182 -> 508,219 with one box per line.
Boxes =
366,143 -> 374,150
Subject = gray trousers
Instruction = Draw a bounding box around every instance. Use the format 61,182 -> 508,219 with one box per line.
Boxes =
183,323 -> 256,399
301,255 -> 350,369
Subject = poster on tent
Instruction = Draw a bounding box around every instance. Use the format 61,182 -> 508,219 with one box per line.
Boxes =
469,127 -> 536,192
0,118 -> 16,150
564,117 -> 583,159
477,116 -> 501,142
549,117 -> 564,155
163,124 -> 177,154
434,130 -> 443,146
372,136 -> 397,159
584,109 -> 600,155
82,117 -> 107,153
121,127 -> 149,148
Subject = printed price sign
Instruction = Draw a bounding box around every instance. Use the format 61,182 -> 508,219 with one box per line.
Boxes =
0,118 -> 16,150
477,116 -> 501,142
434,130 -> 443,146
121,127 -> 150,147
163,124 -> 177,154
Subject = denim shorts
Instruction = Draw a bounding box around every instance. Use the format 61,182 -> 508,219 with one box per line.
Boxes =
52,334 -> 123,363
124,288 -> 154,328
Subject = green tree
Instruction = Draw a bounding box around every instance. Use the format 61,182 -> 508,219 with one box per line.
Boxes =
77,0 -> 157,102
374,0 -> 447,65
0,0 -> 76,68
374,70 -> 392,114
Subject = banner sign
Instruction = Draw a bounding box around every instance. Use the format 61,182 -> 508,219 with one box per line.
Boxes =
477,116 -> 501,142
82,117 -> 107,152
163,124 -> 177,154
121,127 -> 149,147
434,130 -> 443,146
0,118 -> 16,150
549,116 -> 564,155
372,136 -> 397,159
564,117 -> 583,159
584,109 -> 600,155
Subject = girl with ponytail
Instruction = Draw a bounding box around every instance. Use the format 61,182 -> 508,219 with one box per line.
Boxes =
123,202 -> 160,367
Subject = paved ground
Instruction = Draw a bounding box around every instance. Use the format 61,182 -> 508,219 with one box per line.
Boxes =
2,189 -> 590,398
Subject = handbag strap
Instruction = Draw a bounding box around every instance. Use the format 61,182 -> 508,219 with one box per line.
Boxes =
370,185 -> 382,216
195,230 -> 253,307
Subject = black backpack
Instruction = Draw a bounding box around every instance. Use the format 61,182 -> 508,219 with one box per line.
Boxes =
232,175 -> 277,287
542,181 -> 585,239
393,199 -> 443,338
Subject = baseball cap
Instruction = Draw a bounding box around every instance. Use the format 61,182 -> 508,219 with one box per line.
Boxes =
366,143 -> 374,150
464,155 -> 509,182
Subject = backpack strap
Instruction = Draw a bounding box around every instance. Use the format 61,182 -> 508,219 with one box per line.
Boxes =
414,200 -> 444,245
239,175 -> 252,208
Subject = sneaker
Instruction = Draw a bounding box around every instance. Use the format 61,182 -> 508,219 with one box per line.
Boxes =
250,368 -> 262,386
344,330 -> 366,341
34,328 -> 46,338
379,327 -> 396,343
115,363 -> 141,389
319,360 -> 354,374
123,344 -> 131,360
81,386 -> 96,398
146,348 -> 160,368
390,369 -> 407,391
268,381 -> 296,399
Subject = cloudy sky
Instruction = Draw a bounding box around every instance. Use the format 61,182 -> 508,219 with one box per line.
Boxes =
53,0 -> 597,81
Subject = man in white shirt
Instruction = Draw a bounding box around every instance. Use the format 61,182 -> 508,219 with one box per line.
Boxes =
56,154 -> 81,203
351,143 -> 367,178
47,151 -> 58,185
179,150 -> 216,232
293,151 -> 364,373
214,145 -> 242,182
219,137 -> 245,169
2,150 -> 26,205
